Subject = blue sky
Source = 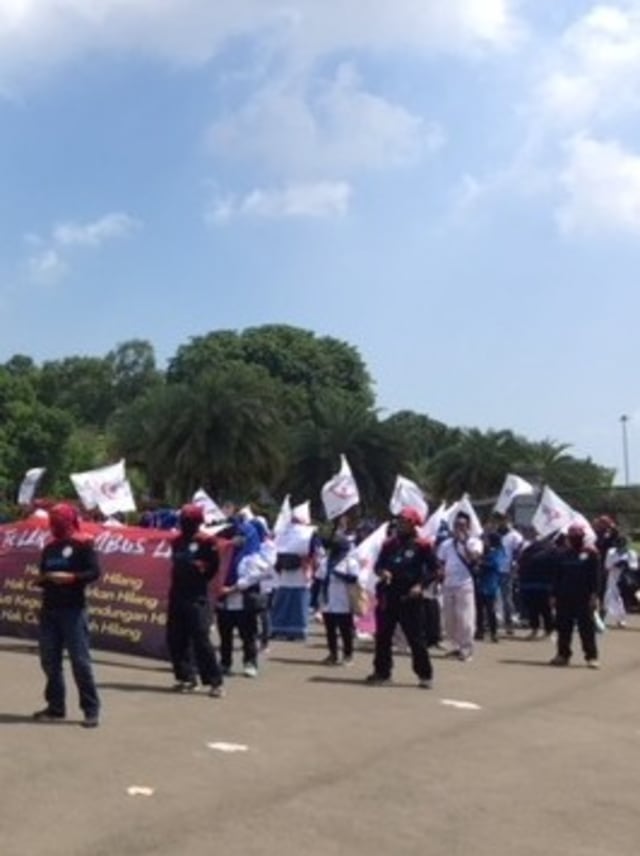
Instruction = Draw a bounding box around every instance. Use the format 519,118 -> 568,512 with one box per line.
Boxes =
1,1 -> 639,482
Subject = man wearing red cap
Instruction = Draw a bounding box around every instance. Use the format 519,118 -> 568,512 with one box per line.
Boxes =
167,504 -> 224,696
33,503 -> 101,727
550,524 -> 600,668
365,507 -> 437,688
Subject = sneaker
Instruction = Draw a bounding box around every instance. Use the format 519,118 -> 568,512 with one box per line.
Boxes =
243,663 -> 258,678
33,708 -> 65,722
418,679 -> 433,689
549,655 -> 569,667
458,651 -> 473,662
443,649 -> 461,659
173,680 -> 197,693
81,715 -> 100,729
221,666 -> 234,677
342,656 -> 354,667
321,655 -> 339,666
364,673 -> 391,686
586,659 -> 600,670
209,684 -> 226,698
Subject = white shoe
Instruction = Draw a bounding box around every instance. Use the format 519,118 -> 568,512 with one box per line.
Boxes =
243,664 -> 258,678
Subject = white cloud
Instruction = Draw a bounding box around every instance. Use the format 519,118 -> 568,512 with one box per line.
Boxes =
25,211 -> 141,282
210,63 -> 444,178
0,0 -> 520,91
208,181 -> 352,224
535,2 -> 640,127
27,248 -> 68,285
556,134 -> 640,236
52,212 -> 140,247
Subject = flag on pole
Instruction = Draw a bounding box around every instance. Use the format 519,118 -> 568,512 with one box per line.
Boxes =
192,488 -> 226,524
531,486 -> 574,537
321,454 -> 360,520
494,473 -> 535,515
447,494 -> 483,537
273,495 -> 293,537
419,502 -> 449,540
354,522 -> 390,593
70,460 -> 136,515
17,467 -> 46,506
292,501 -> 311,525
389,475 -> 428,520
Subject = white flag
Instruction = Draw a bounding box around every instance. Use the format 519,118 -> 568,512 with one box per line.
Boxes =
389,475 -> 428,520
17,467 -> 46,506
494,473 -> 535,515
447,494 -> 483,537
70,460 -> 136,515
274,522 -> 316,556
292,501 -> 311,525
192,488 -> 226,524
419,502 -> 449,541
321,454 -> 360,520
273,495 -> 293,537
531,486 -> 574,537
354,522 -> 390,593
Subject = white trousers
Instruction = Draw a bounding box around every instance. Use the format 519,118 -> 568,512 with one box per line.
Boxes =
604,569 -> 626,625
442,582 -> 476,656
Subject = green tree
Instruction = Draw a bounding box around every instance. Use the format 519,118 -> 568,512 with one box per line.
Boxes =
106,339 -> 161,406
287,392 -> 407,516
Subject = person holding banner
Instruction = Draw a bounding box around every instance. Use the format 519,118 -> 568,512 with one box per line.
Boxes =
33,503 -> 101,728
167,505 -> 224,696
366,508 -> 436,688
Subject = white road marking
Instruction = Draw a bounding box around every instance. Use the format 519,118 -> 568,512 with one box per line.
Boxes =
127,786 -> 154,796
440,698 -> 482,711
206,742 -> 249,753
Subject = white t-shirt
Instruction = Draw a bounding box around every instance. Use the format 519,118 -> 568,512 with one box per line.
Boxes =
501,529 -> 524,570
437,537 -> 483,588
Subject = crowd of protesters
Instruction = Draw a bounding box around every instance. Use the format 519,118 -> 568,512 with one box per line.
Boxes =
21,498 -> 640,727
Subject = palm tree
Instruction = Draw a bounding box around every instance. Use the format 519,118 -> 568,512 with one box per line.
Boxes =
112,365 -> 287,503
286,392 -> 408,516
427,428 -> 522,501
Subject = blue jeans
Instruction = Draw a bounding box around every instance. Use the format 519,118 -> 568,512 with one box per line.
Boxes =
39,607 -> 100,717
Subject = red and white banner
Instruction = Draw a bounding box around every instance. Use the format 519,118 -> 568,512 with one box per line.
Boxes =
0,516 -> 232,660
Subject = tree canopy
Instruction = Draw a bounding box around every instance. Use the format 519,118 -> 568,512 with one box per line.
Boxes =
0,326 -> 615,517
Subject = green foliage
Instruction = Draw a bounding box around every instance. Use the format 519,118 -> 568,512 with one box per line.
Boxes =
0,328 -> 617,517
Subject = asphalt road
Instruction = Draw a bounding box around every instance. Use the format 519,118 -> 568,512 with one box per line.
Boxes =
1,619 -> 639,856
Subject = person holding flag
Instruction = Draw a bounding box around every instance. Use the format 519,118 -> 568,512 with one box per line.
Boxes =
365,507 -> 437,688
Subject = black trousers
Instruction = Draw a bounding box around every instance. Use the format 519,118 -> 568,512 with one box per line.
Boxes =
217,609 -> 258,669
322,612 -> 354,660
556,598 -> 597,661
374,598 -> 432,681
476,593 -> 498,639
258,591 -> 275,648
522,590 -> 553,633
166,598 -> 222,686
424,598 -> 442,647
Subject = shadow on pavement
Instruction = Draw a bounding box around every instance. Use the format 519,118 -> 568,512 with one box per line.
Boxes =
498,659 -> 556,668
0,713 -> 77,726
308,675 -> 419,689
98,681 -> 175,694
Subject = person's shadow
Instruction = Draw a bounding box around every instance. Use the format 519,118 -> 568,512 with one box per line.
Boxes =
0,713 -> 76,726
